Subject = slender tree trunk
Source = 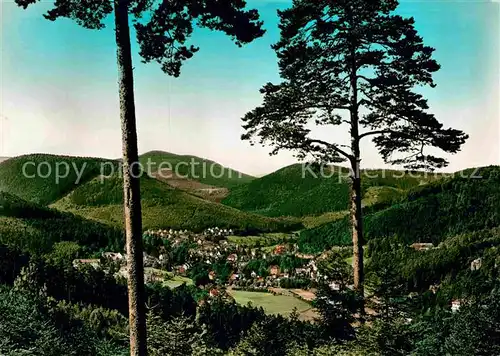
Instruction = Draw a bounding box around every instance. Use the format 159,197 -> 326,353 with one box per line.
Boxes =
114,0 -> 147,354
349,35 -> 365,311
349,151 -> 364,300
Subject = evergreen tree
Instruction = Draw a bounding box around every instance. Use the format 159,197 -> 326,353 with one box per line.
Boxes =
14,1 -> 264,354
241,0 -> 468,309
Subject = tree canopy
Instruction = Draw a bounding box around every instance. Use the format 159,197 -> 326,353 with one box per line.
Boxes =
15,0 -> 265,77
242,0 -> 468,170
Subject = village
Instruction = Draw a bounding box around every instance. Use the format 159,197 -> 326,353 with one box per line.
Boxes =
73,228 -> 478,315
73,227 -> 340,311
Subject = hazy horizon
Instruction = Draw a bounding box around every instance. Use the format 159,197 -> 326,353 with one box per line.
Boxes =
1,0 -> 499,176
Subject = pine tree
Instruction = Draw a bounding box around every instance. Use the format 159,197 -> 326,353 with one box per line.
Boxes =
14,1 -> 264,354
241,0 -> 468,309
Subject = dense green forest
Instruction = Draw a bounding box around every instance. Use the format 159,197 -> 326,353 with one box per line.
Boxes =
0,154 -> 119,205
0,192 -> 124,254
222,164 -> 439,217
299,166 -> 500,253
1,158 -> 499,355
1,239 -> 499,355
52,174 -> 301,233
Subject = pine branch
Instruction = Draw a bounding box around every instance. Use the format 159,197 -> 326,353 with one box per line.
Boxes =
307,139 -> 353,160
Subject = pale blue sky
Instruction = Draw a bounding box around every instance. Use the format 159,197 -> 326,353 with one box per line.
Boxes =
1,0 -> 498,176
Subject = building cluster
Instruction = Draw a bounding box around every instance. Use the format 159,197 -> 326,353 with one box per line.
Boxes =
72,227 -> 342,296
203,227 -> 234,238
144,228 -> 192,240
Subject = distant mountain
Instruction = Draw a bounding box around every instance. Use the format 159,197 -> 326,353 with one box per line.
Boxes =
0,151 -> 254,206
0,152 -> 298,233
139,151 -> 255,189
0,154 -> 119,205
222,163 -> 441,218
298,166 -> 500,253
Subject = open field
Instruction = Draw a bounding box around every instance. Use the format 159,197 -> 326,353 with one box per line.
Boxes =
139,151 -> 254,188
227,232 -> 297,247
228,289 -> 316,320
163,275 -> 194,288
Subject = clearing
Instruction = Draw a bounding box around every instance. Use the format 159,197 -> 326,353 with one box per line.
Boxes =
228,289 -> 317,321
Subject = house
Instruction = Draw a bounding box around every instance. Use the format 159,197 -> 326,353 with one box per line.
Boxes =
176,265 -> 187,275
410,243 -> 434,251
310,261 -> 318,271
296,253 -> 315,259
209,289 -> 219,297
230,273 -> 239,281
270,265 -> 280,276
145,270 -> 164,283
102,252 -> 124,261
227,254 -> 238,262
429,284 -> 439,294
72,259 -> 100,269
329,282 -> 341,291
295,268 -> 307,275
451,300 -> 461,312
470,258 -> 482,271
273,245 -> 286,255
250,271 -> 257,278
208,271 -> 216,280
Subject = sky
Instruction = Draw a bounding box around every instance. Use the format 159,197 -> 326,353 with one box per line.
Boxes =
1,0 -> 499,176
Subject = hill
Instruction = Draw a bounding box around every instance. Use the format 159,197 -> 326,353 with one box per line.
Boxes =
139,151 -> 254,190
0,192 -> 123,254
0,154 -> 119,205
367,226 -> 500,293
0,152 -> 252,206
51,174 -> 301,233
222,163 -> 440,218
298,166 -> 500,253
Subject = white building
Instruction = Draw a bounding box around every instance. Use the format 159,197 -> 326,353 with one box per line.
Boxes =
451,300 -> 461,312
470,258 -> 482,271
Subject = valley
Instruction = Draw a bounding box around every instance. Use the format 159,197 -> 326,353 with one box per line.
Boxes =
2,151 -> 499,355
2,153 -> 498,319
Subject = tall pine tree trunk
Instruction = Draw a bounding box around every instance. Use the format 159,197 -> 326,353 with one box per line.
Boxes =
349,150 -> 364,301
349,37 -> 365,309
114,0 -> 147,354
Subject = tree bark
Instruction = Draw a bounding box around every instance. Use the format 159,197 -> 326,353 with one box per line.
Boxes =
114,0 -> 147,355
350,153 -> 364,300
349,31 -> 365,310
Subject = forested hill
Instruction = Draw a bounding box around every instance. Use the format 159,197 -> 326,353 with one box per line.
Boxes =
298,166 -> 500,253
222,163 -> 441,217
0,154 -> 118,205
0,191 -> 123,254
0,152 -> 254,207
139,151 -> 255,188
51,173 -> 301,233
